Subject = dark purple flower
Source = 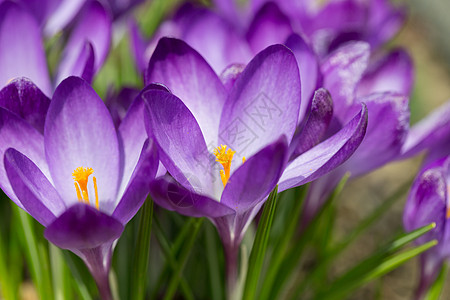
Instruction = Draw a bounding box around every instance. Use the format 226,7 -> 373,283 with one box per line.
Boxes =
142,38 -> 367,276
0,76 -> 158,299
0,0 -> 112,95
403,155 -> 450,299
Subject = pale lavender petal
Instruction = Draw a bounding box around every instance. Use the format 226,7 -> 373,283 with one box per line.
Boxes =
44,0 -> 87,36
0,107 -> 49,209
221,136 -> 288,213
146,38 -> 227,146
56,1 -> 111,84
107,87 -> 140,128
246,2 -> 293,54
0,78 -> 50,133
4,148 -> 66,226
357,49 -> 414,97
343,92 -> 410,177
113,139 -> 158,224
321,41 -> 370,121
44,203 -> 124,250
144,90 -> 218,198
45,77 -> 120,212
290,88 -> 333,157
219,44 -> 301,160
220,64 -> 246,92
285,33 -> 322,122
278,104 -> 368,192
0,1 -> 51,96
150,176 -> 235,218
182,8 -> 252,73
401,100 -> 450,159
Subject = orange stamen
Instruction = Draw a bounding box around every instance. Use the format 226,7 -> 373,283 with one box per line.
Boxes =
72,167 -> 99,209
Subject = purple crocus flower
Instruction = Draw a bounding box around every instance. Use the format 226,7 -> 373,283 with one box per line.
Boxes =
403,155 -> 450,300
0,76 -> 158,299
0,0 -> 112,96
143,37 -> 367,289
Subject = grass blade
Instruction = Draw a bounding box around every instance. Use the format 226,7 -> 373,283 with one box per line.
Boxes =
243,186 -> 279,300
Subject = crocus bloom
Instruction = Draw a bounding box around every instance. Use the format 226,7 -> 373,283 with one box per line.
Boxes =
0,0 -> 112,95
403,155 -> 450,300
143,37 -> 367,288
0,76 -> 158,299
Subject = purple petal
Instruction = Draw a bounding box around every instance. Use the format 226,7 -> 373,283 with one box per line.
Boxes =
56,1 -> 111,84
182,8 -> 252,73
0,107 -> 49,208
16,0 -> 60,26
285,33 -> 322,122
343,92 -> 409,177
45,77 -> 120,212
150,176 -> 235,218
44,203 -> 124,250
278,103 -> 368,192
0,1 -> 51,96
112,139 -> 159,225
246,2 -> 293,54
44,0 -> 87,36
290,88 -> 333,157
220,64 -> 246,92
221,136 -> 288,213
129,20 -> 147,75
401,100 -> 450,159
403,157 -> 449,249
146,38 -> 227,146
357,49 -> 414,97
0,78 -> 50,134
144,90 -> 218,198
116,84 -> 164,199
321,41 -> 370,121
4,148 -> 66,226
219,44 -> 301,160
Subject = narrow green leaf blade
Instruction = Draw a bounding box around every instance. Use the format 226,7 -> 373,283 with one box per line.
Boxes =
243,186 -> 279,300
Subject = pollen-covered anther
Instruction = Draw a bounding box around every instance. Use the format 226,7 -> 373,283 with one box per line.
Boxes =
213,145 -> 236,187
72,167 -> 99,210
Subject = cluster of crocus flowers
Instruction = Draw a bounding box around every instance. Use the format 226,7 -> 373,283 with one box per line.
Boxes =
0,76 -> 158,299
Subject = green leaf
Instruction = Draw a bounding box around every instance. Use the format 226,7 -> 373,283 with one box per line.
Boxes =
163,218 -> 204,300
243,186 -> 279,300
50,245 -> 70,300
262,174 -> 350,300
0,225 -> 18,300
317,223 -> 437,300
62,251 -> 94,300
13,206 -> 53,300
424,263 -> 448,300
130,198 -> 154,300
205,222 -> 224,300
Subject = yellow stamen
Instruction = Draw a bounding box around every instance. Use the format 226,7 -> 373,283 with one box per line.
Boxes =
213,145 -> 236,187
447,207 -> 450,219
72,167 -> 99,209
242,157 -> 246,163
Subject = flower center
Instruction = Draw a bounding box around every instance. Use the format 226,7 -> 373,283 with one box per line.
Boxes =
213,145 -> 246,187
72,167 -> 99,209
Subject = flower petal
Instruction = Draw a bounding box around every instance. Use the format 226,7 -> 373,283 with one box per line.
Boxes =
357,49 -> 414,97
45,77 -> 120,211
246,2 -> 293,54
113,139 -> 159,225
278,103 -> 368,192
44,0 -> 87,36
0,107 -> 49,209
220,64 -> 246,92
321,41 -> 370,121
44,203 -> 124,250
150,176 -> 235,218
4,148 -> 66,226
56,1 -> 111,84
401,100 -> 450,159
290,88 -> 333,157
220,136 -> 288,213
144,89 -> 218,198
146,37 -> 227,146
344,92 -> 410,176
182,8 -> 252,73
0,78 -> 50,133
0,1 -> 51,95
219,44 -> 301,160
285,33 -> 322,122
